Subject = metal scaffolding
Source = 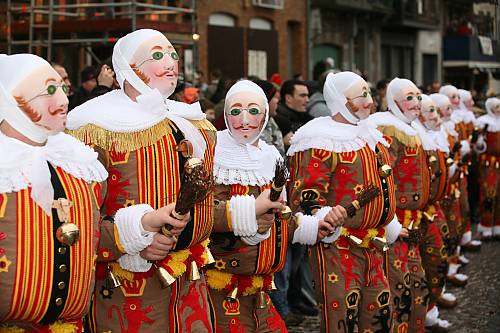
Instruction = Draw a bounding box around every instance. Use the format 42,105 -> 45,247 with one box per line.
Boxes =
5,0 -> 195,62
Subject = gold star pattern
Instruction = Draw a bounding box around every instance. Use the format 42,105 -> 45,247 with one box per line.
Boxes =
0,255 -> 12,273
327,272 -> 339,284
214,259 -> 226,270
393,259 -> 402,269
415,296 -> 424,305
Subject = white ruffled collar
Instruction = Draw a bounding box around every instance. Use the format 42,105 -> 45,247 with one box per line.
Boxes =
214,130 -> 282,186
429,127 -> 451,153
67,89 -> 208,158
476,113 -> 500,132
410,119 -> 438,151
287,116 -> 388,156
0,131 -> 108,214
369,111 -> 418,136
442,119 -> 458,137
455,108 -> 476,124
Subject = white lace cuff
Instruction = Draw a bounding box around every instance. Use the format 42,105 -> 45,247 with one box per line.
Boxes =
292,213 -> 319,245
117,253 -> 152,272
460,140 -> 470,156
449,163 -> 458,178
474,136 -> 487,153
114,204 -> 156,255
313,206 -> 341,243
229,195 -> 258,236
385,216 -> 402,245
241,228 -> 272,245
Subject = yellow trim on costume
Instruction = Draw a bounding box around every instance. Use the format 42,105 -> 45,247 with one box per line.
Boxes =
111,239 -> 210,281
378,125 -> 421,148
0,321 -> 78,333
113,224 -> 126,254
340,227 -> 380,248
205,270 -> 272,296
226,201 -> 232,231
66,118 -> 174,153
189,119 -> 217,132
0,193 -> 7,218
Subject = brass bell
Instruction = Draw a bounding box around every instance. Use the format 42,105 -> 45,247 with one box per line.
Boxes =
446,157 -> 454,166
428,155 -> 438,163
270,280 -> 277,291
372,236 -> 389,252
105,266 -> 122,289
279,206 -> 293,220
378,164 -> 392,178
206,248 -> 216,265
226,285 -> 239,302
157,265 -> 176,288
187,261 -> 201,281
256,291 -> 268,309
56,222 -> 80,246
348,234 -> 363,245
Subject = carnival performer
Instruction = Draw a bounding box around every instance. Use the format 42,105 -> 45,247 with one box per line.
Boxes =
0,54 -> 109,330
288,72 -> 398,333
429,93 -> 470,289
206,79 -> 344,332
67,29 -> 216,332
370,78 -> 431,333
439,85 -> 481,251
415,95 -> 454,333
476,97 -> 500,239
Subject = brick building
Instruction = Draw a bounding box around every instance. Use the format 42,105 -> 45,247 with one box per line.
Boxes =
196,0 -> 308,81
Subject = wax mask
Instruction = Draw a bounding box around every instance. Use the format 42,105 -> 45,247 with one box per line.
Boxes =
130,34 -> 179,97
225,91 -> 267,144
419,99 -> 440,131
437,102 -> 453,121
343,79 -> 373,120
464,97 -> 474,109
446,91 -> 460,109
394,86 -> 422,122
492,101 -> 500,117
11,65 -> 69,134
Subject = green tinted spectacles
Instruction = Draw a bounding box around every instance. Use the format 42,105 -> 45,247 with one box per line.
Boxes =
20,83 -> 69,105
228,107 -> 263,116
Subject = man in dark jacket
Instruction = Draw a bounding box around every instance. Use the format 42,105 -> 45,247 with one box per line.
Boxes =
274,79 -> 312,148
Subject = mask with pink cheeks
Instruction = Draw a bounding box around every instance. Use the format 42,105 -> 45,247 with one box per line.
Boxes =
429,93 -> 453,121
387,78 -> 422,123
224,80 -> 269,145
0,54 -> 69,143
458,89 -> 474,110
419,94 -> 440,131
439,85 -> 460,110
113,29 -> 179,99
485,97 -> 500,118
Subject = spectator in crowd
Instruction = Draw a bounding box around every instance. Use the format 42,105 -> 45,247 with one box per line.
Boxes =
69,65 -> 97,110
199,98 -> 216,123
307,70 -> 336,118
205,68 -> 222,102
274,79 -> 312,147
254,79 -> 285,157
51,62 -> 73,96
429,80 -> 441,94
375,79 -> 390,112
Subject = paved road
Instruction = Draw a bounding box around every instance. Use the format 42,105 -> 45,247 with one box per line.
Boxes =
288,239 -> 500,333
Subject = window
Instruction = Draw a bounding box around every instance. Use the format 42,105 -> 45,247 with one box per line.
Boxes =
252,0 -> 284,10
208,13 -> 236,27
249,17 -> 273,30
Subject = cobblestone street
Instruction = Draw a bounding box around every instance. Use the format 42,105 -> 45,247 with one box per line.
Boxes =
288,239 -> 500,333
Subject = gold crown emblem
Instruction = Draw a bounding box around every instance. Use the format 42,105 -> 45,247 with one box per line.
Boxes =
119,278 -> 146,297
300,189 -> 320,203
346,290 -> 360,308
377,290 -> 390,307
223,299 -> 241,315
